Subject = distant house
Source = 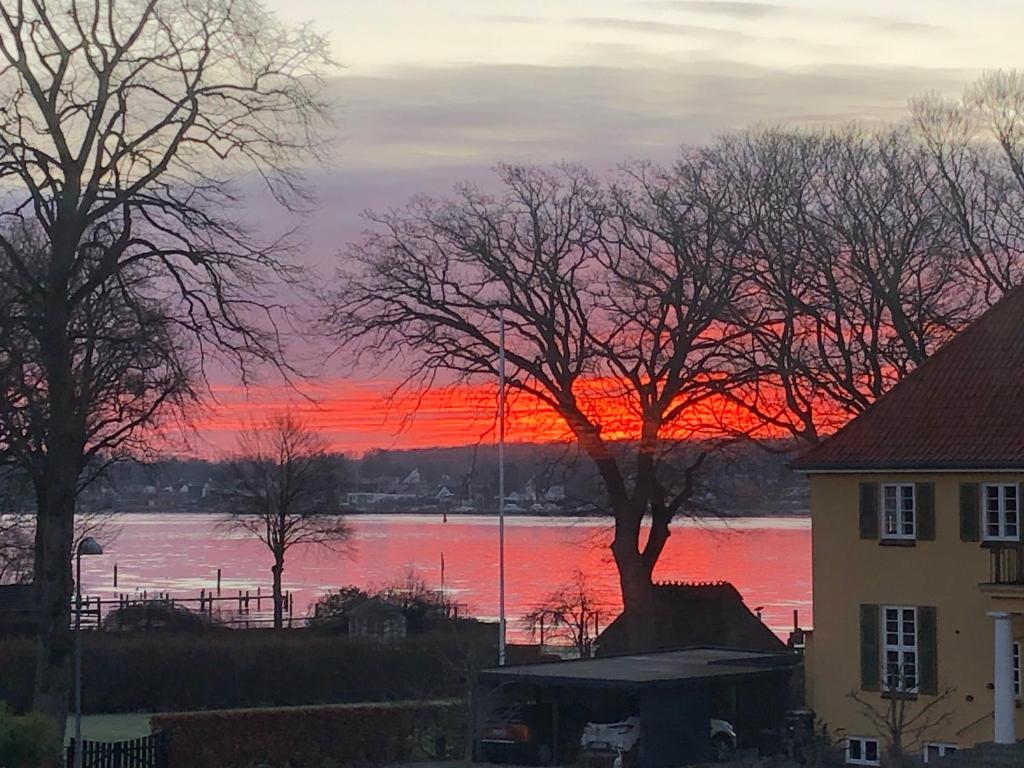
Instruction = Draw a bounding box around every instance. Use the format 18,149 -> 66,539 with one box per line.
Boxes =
596,581 -> 784,656
791,285 -> 1024,760
347,597 -> 407,640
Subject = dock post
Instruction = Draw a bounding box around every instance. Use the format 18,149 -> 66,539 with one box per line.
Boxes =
217,568 -> 221,596
113,563 -> 118,588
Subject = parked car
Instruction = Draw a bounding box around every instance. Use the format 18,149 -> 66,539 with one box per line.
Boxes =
479,703 -> 554,765
579,716 -> 737,766
709,719 -> 737,762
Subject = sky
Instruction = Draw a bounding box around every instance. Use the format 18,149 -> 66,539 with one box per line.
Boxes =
195,0 -> 1024,456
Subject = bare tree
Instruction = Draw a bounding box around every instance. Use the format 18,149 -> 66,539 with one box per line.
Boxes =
912,71 -> 1024,300
523,570 -> 609,657
848,683 -> 955,767
0,0 -> 332,731
715,126 -> 987,444
222,413 -> 351,629
324,162 -> 752,650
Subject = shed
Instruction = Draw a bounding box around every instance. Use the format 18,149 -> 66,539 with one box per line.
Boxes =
0,584 -> 37,634
596,581 -> 785,656
475,647 -> 799,768
346,597 -> 407,640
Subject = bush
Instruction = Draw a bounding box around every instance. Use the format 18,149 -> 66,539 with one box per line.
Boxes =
151,700 -> 465,768
0,702 -> 59,768
0,630 -> 494,714
101,600 -> 212,632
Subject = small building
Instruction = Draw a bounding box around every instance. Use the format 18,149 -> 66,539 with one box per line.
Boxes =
346,597 -> 407,640
475,647 -> 799,768
597,581 -> 785,656
792,285 -> 1024,761
0,584 -> 37,634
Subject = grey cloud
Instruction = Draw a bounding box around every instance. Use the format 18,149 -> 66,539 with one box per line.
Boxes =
644,1 -> 790,18
574,16 -> 751,40
851,16 -> 946,33
241,59 -> 977,272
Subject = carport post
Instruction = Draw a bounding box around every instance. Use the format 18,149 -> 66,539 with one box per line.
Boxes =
551,695 -> 559,766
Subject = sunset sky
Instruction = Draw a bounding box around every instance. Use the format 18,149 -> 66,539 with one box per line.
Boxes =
197,0 -> 1022,456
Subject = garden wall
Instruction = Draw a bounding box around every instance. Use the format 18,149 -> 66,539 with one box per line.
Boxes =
151,700 -> 466,768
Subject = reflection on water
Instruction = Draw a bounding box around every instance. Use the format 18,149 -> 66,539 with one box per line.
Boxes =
78,514 -> 812,639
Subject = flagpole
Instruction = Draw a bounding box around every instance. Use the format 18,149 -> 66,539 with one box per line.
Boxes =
498,309 -> 507,666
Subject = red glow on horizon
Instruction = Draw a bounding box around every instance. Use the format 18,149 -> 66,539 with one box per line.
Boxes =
172,375 -> 796,458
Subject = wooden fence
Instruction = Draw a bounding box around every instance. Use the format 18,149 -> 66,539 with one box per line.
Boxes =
65,732 -> 169,768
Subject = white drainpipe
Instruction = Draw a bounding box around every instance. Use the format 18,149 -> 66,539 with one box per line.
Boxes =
989,611 -> 1016,744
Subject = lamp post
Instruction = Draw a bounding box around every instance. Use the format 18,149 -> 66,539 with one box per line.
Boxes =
73,536 -> 103,768
498,309 -> 507,666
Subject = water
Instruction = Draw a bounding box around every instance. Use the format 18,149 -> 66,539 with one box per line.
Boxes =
78,514 -> 811,639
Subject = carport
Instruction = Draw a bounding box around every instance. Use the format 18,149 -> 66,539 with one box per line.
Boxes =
474,647 -> 798,768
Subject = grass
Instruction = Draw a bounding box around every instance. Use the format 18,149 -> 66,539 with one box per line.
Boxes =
64,712 -> 153,743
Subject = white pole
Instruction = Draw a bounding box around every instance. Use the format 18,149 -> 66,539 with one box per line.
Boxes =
498,310 -> 507,666
74,550 -> 83,768
990,611 -> 1016,744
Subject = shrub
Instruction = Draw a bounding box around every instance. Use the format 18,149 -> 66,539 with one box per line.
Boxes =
101,600 -> 212,632
0,630 -> 494,714
0,702 -> 59,768
151,700 -> 465,768
305,586 -> 369,632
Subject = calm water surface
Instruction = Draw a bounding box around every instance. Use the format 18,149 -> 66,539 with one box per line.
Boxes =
78,514 -> 811,639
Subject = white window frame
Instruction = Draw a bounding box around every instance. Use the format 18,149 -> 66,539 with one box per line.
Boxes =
923,743 -> 958,763
881,484 -> 916,540
883,605 -> 918,693
983,483 -> 1020,542
846,736 -> 880,766
1014,641 -> 1021,699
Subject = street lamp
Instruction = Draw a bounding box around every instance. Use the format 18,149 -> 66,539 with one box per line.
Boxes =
73,536 -> 103,768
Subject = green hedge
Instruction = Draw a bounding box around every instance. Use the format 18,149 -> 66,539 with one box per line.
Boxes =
0,703 -> 59,768
0,629 -> 494,714
151,700 -> 465,768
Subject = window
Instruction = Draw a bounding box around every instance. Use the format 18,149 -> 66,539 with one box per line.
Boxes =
1015,641 -> 1021,699
883,606 -> 918,692
847,737 -> 880,766
882,484 -> 915,539
924,743 -> 958,763
983,484 -> 1020,541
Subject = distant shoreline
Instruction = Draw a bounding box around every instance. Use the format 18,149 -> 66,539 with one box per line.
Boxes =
92,507 -> 811,518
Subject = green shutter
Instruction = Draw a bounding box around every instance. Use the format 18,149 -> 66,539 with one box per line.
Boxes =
859,483 -> 879,540
960,483 -> 980,542
918,606 -> 938,695
916,483 -> 935,541
860,604 -> 880,692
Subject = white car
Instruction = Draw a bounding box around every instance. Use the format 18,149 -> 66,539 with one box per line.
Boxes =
580,717 -> 737,765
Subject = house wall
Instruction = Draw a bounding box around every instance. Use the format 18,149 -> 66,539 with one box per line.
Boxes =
808,472 -> 1024,752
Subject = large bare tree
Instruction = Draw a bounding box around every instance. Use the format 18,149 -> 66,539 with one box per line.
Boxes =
0,0 -> 331,731
912,71 -> 1024,299
222,413 -> 351,629
324,163 -> 752,649
714,126 -> 985,444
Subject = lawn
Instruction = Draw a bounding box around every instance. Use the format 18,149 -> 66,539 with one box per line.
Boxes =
64,712 -> 153,743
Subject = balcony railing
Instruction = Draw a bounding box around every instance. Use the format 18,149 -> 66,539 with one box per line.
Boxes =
988,544 -> 1024,585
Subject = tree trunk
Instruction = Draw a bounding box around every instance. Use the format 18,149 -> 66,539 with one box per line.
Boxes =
271,559 -> 284,629
32,285 -> 83,746
611,520 -> 657,652
31,488 -> 76,734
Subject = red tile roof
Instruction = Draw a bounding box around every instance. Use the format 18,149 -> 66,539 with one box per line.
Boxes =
791,285 -> 1024,471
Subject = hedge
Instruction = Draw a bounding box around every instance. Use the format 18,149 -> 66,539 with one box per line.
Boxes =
151,700 -> 466,768
0,629 -> 495,714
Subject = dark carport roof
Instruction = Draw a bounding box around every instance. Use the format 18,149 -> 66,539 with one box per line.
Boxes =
478,647 -> 796,690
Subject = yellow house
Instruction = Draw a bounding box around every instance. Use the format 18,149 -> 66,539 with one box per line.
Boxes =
792,287 -> 1024,765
